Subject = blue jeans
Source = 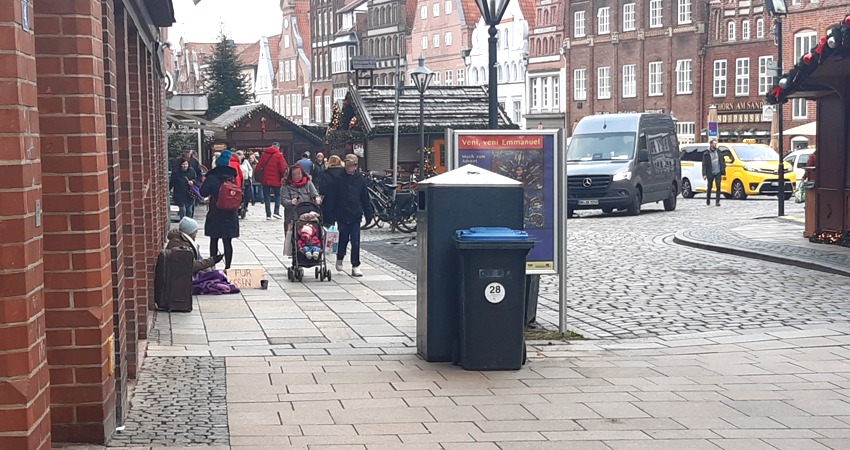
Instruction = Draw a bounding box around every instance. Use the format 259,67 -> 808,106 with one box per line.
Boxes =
176,197 -> 194,219
252,184 -> 262,201
337,221 -> 361,267
263,185 -> 281,217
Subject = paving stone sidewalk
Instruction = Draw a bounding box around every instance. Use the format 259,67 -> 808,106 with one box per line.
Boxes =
674,217 -> 850,277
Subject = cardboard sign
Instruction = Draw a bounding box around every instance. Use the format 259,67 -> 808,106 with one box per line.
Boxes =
228,267 -> 265,289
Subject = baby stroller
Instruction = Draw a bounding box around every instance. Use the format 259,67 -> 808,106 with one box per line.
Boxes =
286,201 -> 332,282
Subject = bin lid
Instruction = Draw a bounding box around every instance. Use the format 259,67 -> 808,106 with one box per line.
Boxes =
418,165 -> 522,188
455,227 -> 531,242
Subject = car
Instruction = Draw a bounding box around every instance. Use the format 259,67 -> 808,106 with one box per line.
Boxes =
566,113 -> 681,216
783,148 -> 815,185
679,141 -> 795,200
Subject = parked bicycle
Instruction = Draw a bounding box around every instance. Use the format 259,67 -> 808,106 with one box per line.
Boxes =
361,172 -> 418,233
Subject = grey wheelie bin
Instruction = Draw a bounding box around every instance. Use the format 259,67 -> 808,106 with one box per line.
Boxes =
454,227 -> 535,371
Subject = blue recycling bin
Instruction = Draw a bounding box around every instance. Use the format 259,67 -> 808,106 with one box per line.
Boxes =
454,227 -> 535,371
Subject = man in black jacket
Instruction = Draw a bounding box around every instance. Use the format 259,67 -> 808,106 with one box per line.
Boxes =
172,146 -> 203,183
334,155 -> 374,277
702,139 -> 726,206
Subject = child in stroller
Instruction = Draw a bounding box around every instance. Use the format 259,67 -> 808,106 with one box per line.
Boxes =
297,224 -> 322,260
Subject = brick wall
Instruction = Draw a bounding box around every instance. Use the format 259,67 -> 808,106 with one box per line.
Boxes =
0,0 -> 51,448
33,0 -> 116,442
126,25 -> 145,374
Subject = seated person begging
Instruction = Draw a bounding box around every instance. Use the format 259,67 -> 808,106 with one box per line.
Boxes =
167,217 -> 223,272
297,224 -> 322,260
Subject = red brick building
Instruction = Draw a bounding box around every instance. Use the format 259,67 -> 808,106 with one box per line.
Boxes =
312,0 -> 346,124
0,0 -> 173,447
781,0 -> 847,151
565,0 -> 706,140
703,1 -> 775,144
408,0 -> 477,87
280,0 -> 313,124
364,0 -> 412,86
526,0 -> 566,130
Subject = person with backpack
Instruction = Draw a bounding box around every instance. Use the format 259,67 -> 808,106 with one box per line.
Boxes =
200,150 -> 241,270
255,142 -> 288,220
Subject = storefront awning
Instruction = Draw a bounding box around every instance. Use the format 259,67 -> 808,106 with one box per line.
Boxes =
166,108 -> 223,132
784,121 -> 816,136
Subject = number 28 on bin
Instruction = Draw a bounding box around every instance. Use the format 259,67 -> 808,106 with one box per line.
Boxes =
485,282 -> 506,304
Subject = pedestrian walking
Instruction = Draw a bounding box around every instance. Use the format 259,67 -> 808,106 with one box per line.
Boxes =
297,151 -> 314,175
315,155 -> 344,226
255,142 -> 288,220
170,159 -> 197,219
314,152 -> 326,173
172,146 -> 203,182
703,139 -> 726,206
237,150 -> 253,218
333,155 -> 373,277
248,152 -> 262,203
200,151 -> 240,270
282,162 -> 322,234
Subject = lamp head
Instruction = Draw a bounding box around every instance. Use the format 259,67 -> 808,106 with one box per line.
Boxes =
765,0 -> 787,16
410,54 -> 434,94
475,0 -> 511,25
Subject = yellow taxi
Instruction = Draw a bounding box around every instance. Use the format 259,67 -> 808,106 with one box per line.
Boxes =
679,141 -> 796,200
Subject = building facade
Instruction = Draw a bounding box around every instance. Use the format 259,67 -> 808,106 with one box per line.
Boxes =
466,0 -> 535,127
781,0 -> 847,151
254,35 -> 282,111
279,0 -> 313,124
408,0 -> 475,88
526,0 -> 566,131
0,0 -> 174,447
364,0 -> 411,86
703,1 -> 775,144
311,0 -> 346,124
331,0 -> 369,100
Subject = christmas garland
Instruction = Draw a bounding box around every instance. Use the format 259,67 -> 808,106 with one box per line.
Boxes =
767,13 -> 850,105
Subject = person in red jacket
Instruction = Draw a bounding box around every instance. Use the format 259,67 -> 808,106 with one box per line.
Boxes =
255,142 -> 288,220
228,152 -> 244,187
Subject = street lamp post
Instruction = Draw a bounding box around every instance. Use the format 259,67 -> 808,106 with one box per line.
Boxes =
411,55 -> 434,179
767,0 -> 788,217
475,0 -> 511,129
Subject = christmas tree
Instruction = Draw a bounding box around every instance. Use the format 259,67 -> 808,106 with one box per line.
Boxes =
204,30 -> 252,120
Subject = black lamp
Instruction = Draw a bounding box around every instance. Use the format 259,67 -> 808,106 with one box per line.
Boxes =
411,55 -> 434,178
475,0 -> 511,129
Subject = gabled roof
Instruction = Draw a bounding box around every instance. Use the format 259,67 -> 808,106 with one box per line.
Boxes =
237,41 -> 261,67
338,0 -> 367,14
349,85 -> 515,134
212,103 -> 324,144
459,0 -> 483,28
517,0 -> 536,28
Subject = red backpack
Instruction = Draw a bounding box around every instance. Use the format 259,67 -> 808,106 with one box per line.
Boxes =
216,178 -> 242,211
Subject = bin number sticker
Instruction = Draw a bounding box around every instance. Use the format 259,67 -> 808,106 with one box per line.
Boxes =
485,282 -> 506,304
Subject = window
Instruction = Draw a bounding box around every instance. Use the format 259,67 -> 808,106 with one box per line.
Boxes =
742,20 -> 750,40
597,7 -> 610,34
648,62 -> 663,96
532,78 -> 540,108
445,0 -> 452,14
284,35 -> 290,48
285,94 -> 291,116
597,67 -> 611,99
433,2 -> 439,17
501,29 -> 509,49
445,70 -> 452,85
676,122 -> 696,143
758,56 -> 774,95
793,30 -> 818,119
434,71 -> 441,85
735,58 -> 749,96
421,36 -> 428,49
678,0 -> 691,24
498,65 -> 504,82
623,3 -> 635,31
433,34 -> 440,47
650,0 -> 663,28
445,32 -> 452,46
713,60 -> 727,97
728,21 -> 736,41
542,77 -> 550,108
553,77 -> 560,107
513,101 -> 521,124
314,95 -> 321,122
756,18 -> 765,39
457,68 -> 465,84
676,59 -> 692,94
420,5 -> 427,19
574,11 -> 586,37
324,95 -> 331,123
284,60 -> 291,81
622,64 -> 636,98
573,69 -> 587,100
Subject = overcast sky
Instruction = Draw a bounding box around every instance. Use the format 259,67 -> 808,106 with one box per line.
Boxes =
169,0 -> 283,43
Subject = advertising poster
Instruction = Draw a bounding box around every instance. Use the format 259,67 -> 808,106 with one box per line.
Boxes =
453,131 -> 559,274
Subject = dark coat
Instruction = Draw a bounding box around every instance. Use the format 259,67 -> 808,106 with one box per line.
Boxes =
255,146 -> 288,188
172,156 -> 203,182
702,148 -> 727,178
334,170 -> 374,225
165,229 -> 217,273
199,165 -> 240,239
316,166 -> 344,225
170,167 -> 197,204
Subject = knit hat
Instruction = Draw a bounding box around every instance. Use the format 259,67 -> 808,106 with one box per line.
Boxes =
215,150 -> 232,168
179,217 -> 199,235
300,224 -> 314,237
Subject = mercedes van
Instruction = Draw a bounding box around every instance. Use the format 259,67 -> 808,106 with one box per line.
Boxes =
566,113 -> 681,216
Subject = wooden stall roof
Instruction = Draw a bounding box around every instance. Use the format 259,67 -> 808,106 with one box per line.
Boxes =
212,103 -> 324,145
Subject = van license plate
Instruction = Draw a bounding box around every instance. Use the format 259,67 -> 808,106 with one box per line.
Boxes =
771,182 -> 779,186
578,200 -> 599,206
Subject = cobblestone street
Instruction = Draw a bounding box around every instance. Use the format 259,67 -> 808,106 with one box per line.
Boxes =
56,197 -> 850,450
